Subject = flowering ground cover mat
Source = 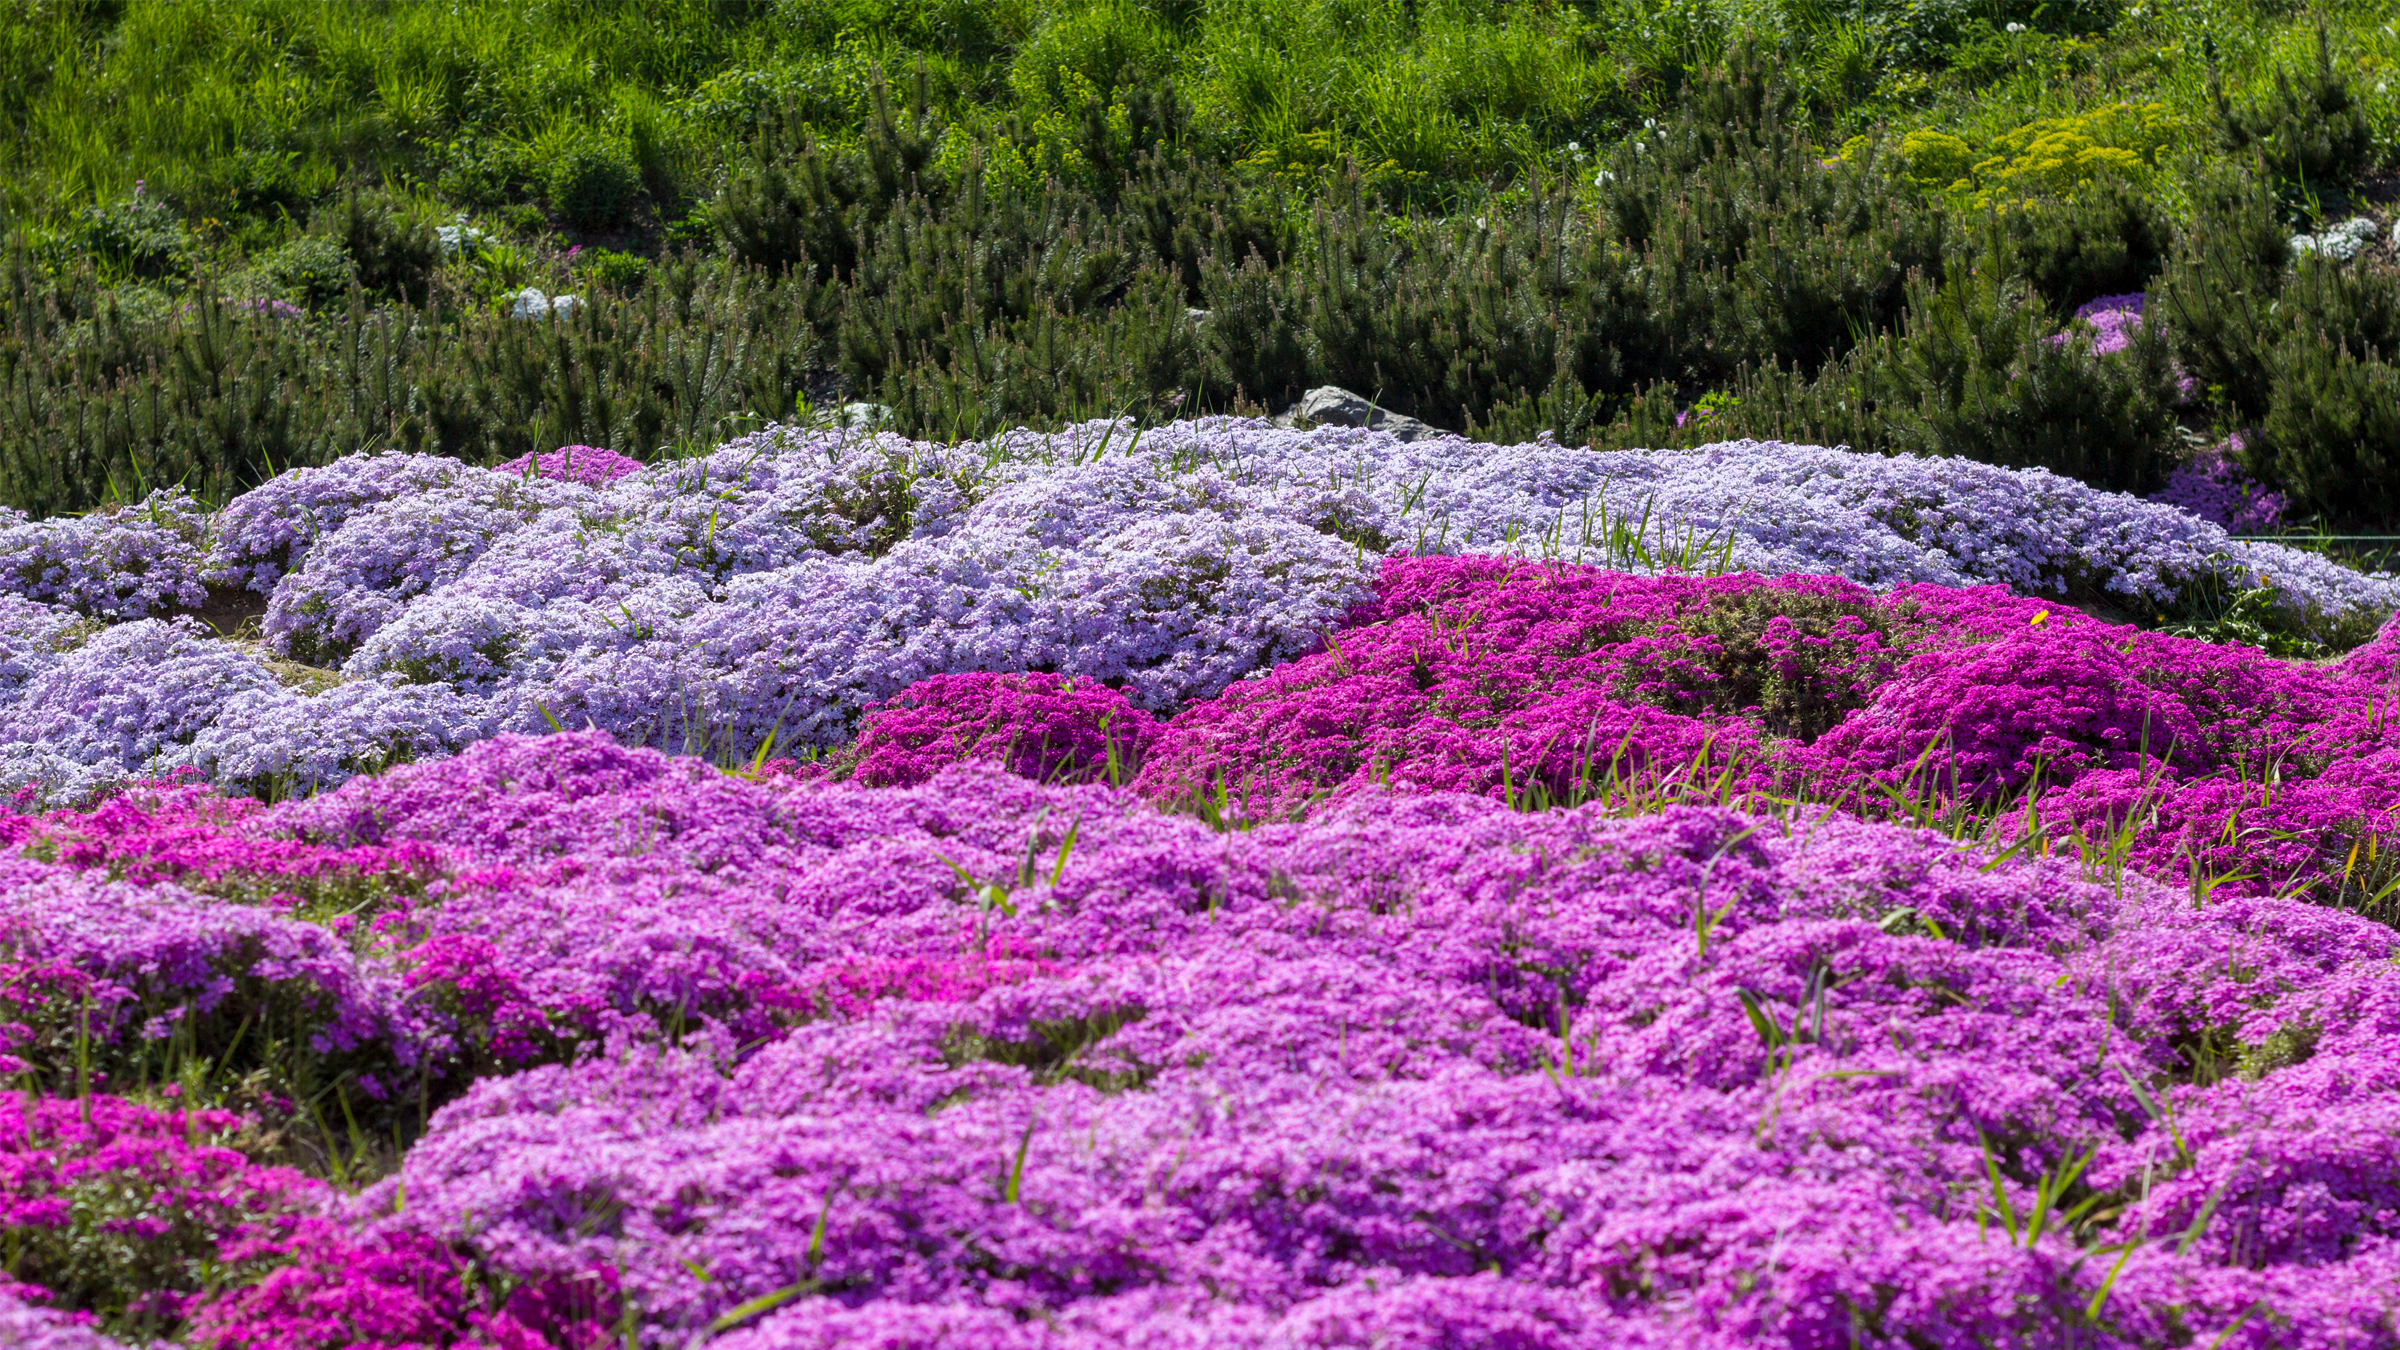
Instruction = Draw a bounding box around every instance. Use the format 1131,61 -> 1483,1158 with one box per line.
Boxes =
0,420 -> 2390,803
0,423 -> 2396,1348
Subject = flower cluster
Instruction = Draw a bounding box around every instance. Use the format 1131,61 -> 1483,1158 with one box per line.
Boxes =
0,1091 -> 313,1336
2060,292 -> 2145,357
5,733 -> 2387,1347
849,672 -> 1157,788
0,490 -> 210,620
493,443 -> 647,487
0,422 -> 2382,806
858,556 -> 2400,904
2151,433 -> 2289,535
0,1086 -> 616,1347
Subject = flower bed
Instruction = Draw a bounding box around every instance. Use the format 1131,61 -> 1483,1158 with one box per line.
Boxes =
0,422 -> 2391,805
0,424 -> 2394,1347
0,735 -> 2393,1346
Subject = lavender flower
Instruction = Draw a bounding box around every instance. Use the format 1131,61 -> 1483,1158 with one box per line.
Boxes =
0,489 -> 209,619
204,452 -> 473,595
2150,433 -> 2288,534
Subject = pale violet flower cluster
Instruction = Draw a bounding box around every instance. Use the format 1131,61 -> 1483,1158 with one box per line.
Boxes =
0,419 -> 2389,802
0,488 -> 210,619
0,607 -> 484,803
205,452 -> 471,594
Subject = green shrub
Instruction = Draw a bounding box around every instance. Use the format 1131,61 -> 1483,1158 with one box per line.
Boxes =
260,235 -> 354,308
73,188 -> 191,283
1629,237 -> 2184,496
2003,178 -> 2170,312
321,191 -> 441,303
1009,0 -> 1175,116
2255,332 -> 2400,529
2213,20 -> 2376,188
714,69 -> 943,278
545,138 -> 646,228
577,247 -> 651,292
1861,255 -> 2182,494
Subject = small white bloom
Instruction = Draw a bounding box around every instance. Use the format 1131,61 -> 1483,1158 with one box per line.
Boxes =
2005,21 -> 2025,32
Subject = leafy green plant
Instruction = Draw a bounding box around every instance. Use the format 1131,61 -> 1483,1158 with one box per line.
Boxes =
72,188 -> 191,284
322,190 -> 441,303
545,137 -> 646,229
2212,19 -> 2375,189
261,235 -> 354,309
577,247 -> 651,292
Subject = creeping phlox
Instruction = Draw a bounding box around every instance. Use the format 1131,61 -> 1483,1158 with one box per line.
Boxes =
0,420 -> 2388,804
0,424 -> 2395,1348
870,558 -> 2400,907
0,732 -> 2395,1346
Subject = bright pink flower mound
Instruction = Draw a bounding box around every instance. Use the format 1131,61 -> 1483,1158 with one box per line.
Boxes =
851,672 -> 1159,788
0,1091 -> 310,1333
1129,560 -> 1908,816
491,444 -> 643,487
0,777 -> 440,893
0,1085 -> 618,1346
185,1219 -> 616,1350
1069,556 -> 2400,902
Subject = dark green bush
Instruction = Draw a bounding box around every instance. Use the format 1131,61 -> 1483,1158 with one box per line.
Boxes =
2004,179 -> 2169,312
1676,242 -> 2183,495
1866,256 -> 2181,493
546,138 -> 646,228
2256,333 -> 2400,528
0,266 -> 819,517
321,191 -> 441,303
2212,21 -> 2375,188
713,70 -> 947,278
2153,162 -> 2400,526
260,235 -> 354,309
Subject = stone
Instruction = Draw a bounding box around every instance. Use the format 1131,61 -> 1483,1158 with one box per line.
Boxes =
1283,385 -> 1444,442
435,222 -> 488,257
827,402 -> 892,430
2290,216 -> 2381,263
509,288 -> 580,320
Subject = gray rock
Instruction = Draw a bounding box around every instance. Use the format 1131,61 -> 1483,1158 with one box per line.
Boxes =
1284,385 -> 1443,442
2330,215 -> 2380,242
827,401 -> 892,430
509,287 -> 580,320
2291,216 -> 2382,262
436,222 -> 488,257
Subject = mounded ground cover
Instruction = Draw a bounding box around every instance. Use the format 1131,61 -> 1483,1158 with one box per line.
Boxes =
2,733 -> 2398,1347
0,419 -> 2389,803
0,425 -> 2396,1347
